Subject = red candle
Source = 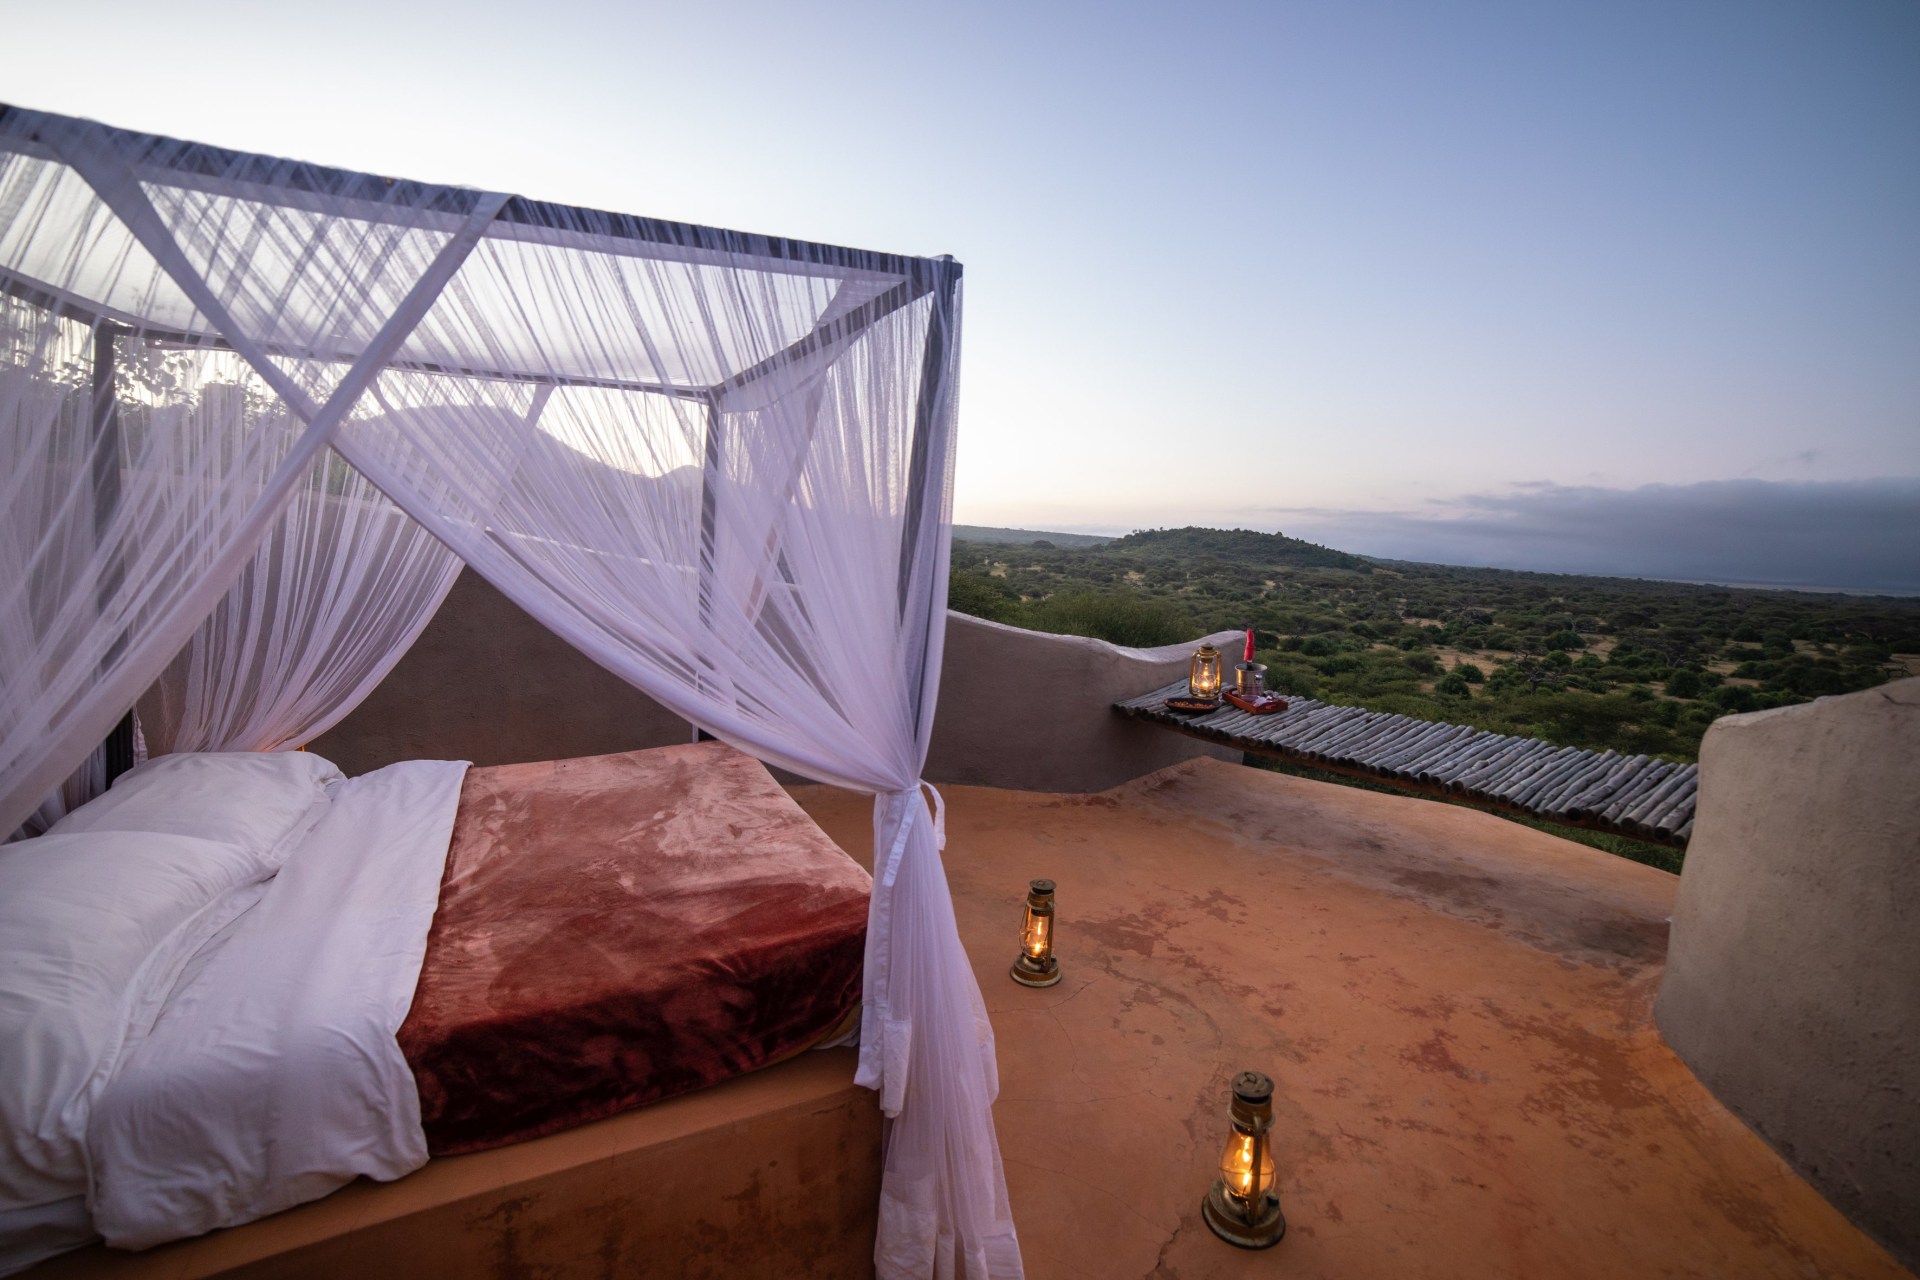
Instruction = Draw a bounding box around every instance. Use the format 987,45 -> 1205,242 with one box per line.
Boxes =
1244,626 -> 1255,664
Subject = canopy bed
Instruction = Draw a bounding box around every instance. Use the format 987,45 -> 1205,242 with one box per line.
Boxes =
0,104 -> 1019,1278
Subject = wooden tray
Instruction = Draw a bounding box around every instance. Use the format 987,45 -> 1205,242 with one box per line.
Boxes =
1163,695 -> 1223,714
1226,689 -> 1288,715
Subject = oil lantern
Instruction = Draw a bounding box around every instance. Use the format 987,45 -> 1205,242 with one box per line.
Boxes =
1189,643 -> 1223,701
1202,1070 -> 1286,1248
1009,878 -> 1061,988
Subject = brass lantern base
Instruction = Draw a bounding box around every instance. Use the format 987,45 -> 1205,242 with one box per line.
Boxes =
1009,955 -> 1062,988
1201,1182 -> 1286,1249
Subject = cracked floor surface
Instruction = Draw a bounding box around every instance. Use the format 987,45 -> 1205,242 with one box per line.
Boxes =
791,756 -> 1911,1280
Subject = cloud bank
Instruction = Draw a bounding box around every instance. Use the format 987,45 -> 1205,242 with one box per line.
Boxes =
1265,478 -> 1920,594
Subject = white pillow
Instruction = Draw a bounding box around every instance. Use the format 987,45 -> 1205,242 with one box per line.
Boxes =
50,751 -> 343,874
0,830 -> 271,1214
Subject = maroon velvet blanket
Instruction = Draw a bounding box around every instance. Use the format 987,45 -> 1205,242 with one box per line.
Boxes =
396,743 -> 871,1154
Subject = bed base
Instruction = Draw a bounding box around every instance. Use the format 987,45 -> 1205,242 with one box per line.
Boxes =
29,1050 -> 879,1280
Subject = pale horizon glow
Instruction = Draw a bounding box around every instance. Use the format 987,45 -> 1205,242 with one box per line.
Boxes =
5,0 -> 1916,587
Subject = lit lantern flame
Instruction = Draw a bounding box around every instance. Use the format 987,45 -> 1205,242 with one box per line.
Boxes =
1220,1127 -> 1275,1205
1190,643 -> 1223,700
1021,909 -> 1052,960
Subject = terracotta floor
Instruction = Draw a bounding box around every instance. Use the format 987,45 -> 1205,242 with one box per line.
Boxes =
792,757 -> 1911,1280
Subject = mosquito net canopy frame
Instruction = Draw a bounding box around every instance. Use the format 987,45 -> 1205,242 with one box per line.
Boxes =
0,104 -> 1020,1278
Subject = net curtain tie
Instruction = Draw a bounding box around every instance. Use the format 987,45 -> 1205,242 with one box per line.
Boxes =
858,780 -> 948,1117
922,781 -> 948,854
878,781 -> 947,872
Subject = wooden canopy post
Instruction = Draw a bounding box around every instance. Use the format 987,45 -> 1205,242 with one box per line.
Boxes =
91,322 -> 137,785
895,257 -> 960,735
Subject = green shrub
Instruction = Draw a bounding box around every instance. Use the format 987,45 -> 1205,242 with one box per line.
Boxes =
1766,659 -> 1854,697
1664,668 -> 1705,699
1486,664 -> 1526,693
1710,685 -> 1760,713
1023,592 -> 1193,648
1322,692 -> 1442,719
1403,653 -> 1440,675
1263,663 -> 1318,699
1455,661 -> 1485,683
1436,672 -> 1472,697
947,569 -> 1020,623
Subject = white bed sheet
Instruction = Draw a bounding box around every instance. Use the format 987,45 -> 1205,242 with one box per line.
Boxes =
85,759 -> 469,1250
0,832 -> 273,1221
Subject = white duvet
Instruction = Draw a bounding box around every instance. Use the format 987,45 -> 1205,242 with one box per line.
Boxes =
85,759 -> 468,1249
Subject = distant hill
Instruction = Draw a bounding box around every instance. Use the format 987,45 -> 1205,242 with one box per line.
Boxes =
952,524 -> 1115,548
1096,526 -> 1373,572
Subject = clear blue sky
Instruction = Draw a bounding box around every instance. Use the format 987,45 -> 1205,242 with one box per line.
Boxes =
7,0 -> 1918,588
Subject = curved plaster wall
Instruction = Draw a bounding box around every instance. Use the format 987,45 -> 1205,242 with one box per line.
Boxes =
1655,677 -> 1920,1270
312,571 -> 1239,791
309,570 -> 693,776
926,613 -> 1242,791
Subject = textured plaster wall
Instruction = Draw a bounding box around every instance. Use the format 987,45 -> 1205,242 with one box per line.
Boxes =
309,571 -> 695,775
925,614 -> 1242,791
313,571 -> 1238,790
1656,677 -> 1920,1270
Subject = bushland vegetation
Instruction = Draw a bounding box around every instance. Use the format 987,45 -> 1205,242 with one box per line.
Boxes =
950,525 -> 1920,765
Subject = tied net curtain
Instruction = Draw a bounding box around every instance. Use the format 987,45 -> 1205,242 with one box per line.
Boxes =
0,107 -> 1021,1278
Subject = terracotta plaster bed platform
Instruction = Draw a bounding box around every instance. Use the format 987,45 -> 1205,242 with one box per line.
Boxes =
28,1050 -> 880,1280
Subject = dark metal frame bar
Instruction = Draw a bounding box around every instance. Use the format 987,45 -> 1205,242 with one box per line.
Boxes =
1,265 -> 942,406
0,102 -> 943,281
696,395 -> 723,630
0,102 -> 959,408
1,269 -> 706,401
89,325 -> 136,784
897,258 -> 959,612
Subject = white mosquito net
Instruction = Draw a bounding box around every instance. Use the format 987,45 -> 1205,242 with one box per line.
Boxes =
0,105 -> 1020,1278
